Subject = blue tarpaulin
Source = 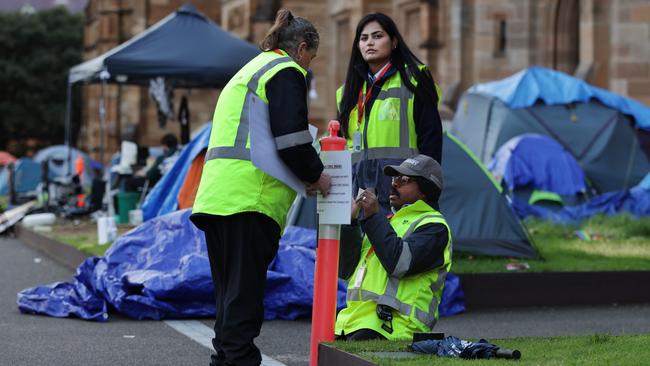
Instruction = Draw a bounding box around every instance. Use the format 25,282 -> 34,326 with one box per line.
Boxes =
488,134 -> 586,195
17,209 -> 465,321
639,172 -> 650,191
512,186 -> 650,224
142,123 -> 211,220
470,66 -> 650,131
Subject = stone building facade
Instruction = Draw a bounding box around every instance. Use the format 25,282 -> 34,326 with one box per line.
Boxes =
79,0 -> 650,161
79,0 -> 221,161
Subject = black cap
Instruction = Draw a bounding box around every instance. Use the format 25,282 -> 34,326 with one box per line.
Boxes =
383,154 -> 443,191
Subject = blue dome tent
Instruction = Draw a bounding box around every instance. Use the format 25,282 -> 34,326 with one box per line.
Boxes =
488,134 -> 587,207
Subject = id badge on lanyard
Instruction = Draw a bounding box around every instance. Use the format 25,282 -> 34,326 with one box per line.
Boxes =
352,130 -> 362,152
352,247 -> 375,289
353,88 -> 366,153
354,63 -> 391,155
352,262 -> 366,289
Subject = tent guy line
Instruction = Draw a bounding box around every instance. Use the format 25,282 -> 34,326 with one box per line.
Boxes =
164,320 -> 287,366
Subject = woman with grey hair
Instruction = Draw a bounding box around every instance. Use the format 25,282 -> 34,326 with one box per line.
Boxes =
191,9 -> 330,366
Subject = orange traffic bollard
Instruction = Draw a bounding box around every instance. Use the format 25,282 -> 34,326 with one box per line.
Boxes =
310,121 -> 347,366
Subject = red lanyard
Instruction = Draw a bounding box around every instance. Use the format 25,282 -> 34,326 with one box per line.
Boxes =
357,63 -> 392,130
272,48 -> 284,55
365,247 -> 375,259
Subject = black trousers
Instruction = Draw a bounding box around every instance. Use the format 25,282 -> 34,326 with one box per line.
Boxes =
192,212 -> 280,366
336,328 -> 386,341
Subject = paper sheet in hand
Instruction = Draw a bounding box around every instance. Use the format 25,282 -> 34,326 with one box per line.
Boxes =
249,94 -> 317,197
317,150 -> 352,225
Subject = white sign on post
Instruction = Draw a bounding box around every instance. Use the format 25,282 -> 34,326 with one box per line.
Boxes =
317,150 -> 352,225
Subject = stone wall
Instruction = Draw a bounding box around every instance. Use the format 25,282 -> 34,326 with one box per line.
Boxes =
609,0 -> 650,106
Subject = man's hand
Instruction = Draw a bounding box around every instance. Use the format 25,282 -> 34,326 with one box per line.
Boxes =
306,172 -> 332,197
356,189 -> 379,218
351,199 -> 360,220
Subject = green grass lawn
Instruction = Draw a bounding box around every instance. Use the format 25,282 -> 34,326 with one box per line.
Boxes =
51,233 -> 110,257
48,221 -> 134,257
46,214 -> 650,273
453,214 -> 650,273
333,333 -> 650,365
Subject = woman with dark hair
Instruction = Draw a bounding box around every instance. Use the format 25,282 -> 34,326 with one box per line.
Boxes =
336,12 -> 443,213
191,9 -> 330,366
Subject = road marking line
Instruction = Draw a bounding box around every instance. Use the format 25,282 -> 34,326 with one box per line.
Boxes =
164,320 -> 287,366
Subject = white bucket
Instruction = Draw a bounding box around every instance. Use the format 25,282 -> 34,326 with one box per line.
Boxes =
97,216 -> 117,245
129,209 -> 143,226
97,216 -> 109,245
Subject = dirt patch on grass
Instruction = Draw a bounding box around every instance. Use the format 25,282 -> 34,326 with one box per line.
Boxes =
34,218 -> 136,256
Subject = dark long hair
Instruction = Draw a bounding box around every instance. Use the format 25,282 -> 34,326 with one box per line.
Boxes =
337,13 -> 437,138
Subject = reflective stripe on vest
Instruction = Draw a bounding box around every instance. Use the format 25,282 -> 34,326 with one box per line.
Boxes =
204,56 -> 292,163
345,269 -> 446,329
274,129 -> 314,150
345,214 -> 448,329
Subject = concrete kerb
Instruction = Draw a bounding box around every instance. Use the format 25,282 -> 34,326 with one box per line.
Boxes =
318,344 -> 378,366
458,271 -> 650,309
15,225 -> 88,270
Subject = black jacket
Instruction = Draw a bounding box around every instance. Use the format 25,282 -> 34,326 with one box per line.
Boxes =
267,68 -> 323,183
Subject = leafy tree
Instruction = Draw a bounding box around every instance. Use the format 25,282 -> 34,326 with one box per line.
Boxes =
0,7 -> 83,156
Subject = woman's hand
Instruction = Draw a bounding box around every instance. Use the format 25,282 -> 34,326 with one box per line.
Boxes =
306,173 -> 332,197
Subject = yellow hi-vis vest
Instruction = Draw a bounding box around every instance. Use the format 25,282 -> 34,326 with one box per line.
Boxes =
192,50 -> 307,228
335,200 -> 452,340
336,67 -> 442,165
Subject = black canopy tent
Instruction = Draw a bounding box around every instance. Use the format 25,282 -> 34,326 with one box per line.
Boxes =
68,4 -> 259,87
64,3 -> 260,167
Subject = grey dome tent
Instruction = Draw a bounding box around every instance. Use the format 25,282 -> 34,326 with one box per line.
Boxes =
287,133 -> 538,259
451,67 -> 650,193
440,133 -> 537,258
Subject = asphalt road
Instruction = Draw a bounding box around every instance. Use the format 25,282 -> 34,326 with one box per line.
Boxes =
2,235 -> 650,366
0,236 -> 210,366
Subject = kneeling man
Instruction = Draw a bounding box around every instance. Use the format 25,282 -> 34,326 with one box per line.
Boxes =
336,154 -> 452,341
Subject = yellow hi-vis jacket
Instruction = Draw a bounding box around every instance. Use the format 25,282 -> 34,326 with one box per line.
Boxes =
335,200 -> 452,340
192,50 -> 307,228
